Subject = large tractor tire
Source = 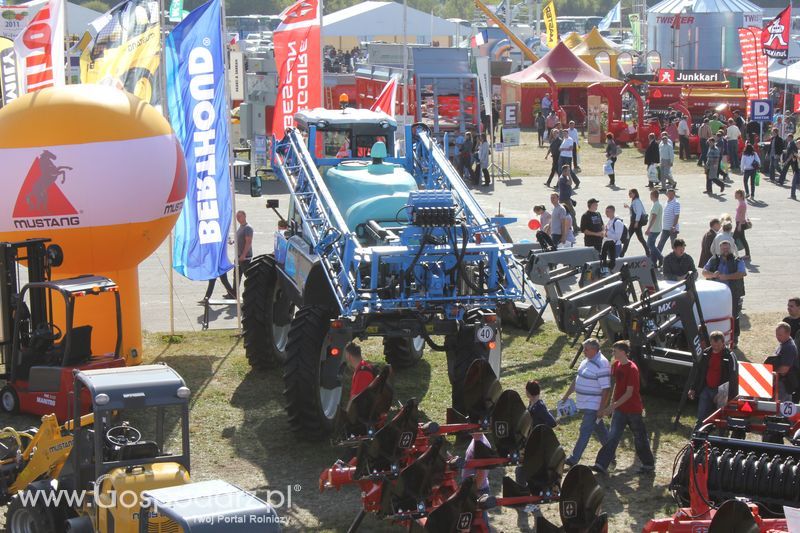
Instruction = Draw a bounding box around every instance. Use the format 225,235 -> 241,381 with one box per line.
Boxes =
283,306 -> 342,440
242,255 -> 296,367
5,490 -> 55,533
382,336 -> 424,369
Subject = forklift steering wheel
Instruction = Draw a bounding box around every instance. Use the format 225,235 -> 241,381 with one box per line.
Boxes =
35,322 -> 62,342
106,425 -> 142,447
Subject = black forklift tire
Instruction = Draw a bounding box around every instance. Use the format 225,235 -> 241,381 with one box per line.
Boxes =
283,306 -> 340,440
4,490 -> 55,533
0,386 -> 19,415
242,255 -> 295,367
383,337 -> 424,369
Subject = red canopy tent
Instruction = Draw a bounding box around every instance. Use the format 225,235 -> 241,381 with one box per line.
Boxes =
501,42 -> 623,128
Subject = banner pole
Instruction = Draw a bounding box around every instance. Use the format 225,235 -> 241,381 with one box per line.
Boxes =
61,0 -> 69,83
402,0 -> 408,130
217,0 -> 241,332
156,0 -> 175,336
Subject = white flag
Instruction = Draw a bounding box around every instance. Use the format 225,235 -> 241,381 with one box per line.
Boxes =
598,1 -> 621,31
13,0 -> 64,95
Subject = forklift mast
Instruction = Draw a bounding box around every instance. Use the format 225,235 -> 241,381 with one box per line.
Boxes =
0,239 -> 57,369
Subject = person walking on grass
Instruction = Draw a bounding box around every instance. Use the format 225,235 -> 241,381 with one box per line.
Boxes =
593,340 -> 655,476
561,338 -> 611,468
704,139 -> 725,195
703,241 -> 746,346
568,120 -> 581,172
740,143 -> 760,199
645,189 -> 663,268
545,128 -> 562,187
536,111 -> 546,148
734,189 -> 751,261
605,132 -> 618,186
621,188 -> 649,257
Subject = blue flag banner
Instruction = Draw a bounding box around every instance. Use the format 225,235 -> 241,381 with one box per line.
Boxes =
167,0 -> 233,280
598,1 -> 621,31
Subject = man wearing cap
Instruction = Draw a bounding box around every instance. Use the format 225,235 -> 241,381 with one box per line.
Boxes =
580,199 -> 604,252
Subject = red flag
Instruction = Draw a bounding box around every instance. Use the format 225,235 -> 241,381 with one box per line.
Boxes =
370,76 -> 398,117
762,5 -> 791,59
671,13 -> 681,30
271,0 -> 321,137
739,26 -> 770,112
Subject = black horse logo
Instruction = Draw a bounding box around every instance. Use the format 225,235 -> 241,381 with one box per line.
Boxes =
25,150 -> 72,213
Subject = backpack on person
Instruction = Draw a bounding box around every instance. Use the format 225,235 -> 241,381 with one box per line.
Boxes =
615,217 -> 629,245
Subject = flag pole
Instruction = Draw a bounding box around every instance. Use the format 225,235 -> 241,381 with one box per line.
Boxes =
402,0 -> 408,131
157,0 -> 175,336
320,0 -> 324,107
217,0 -> 241,332
784,1 -> 792,130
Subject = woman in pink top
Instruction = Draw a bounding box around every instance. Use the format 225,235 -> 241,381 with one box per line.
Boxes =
734,189 -> 751,260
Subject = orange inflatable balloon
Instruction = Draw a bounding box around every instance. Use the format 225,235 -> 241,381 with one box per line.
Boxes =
528,219 -> 541,231
0,85 -> 186,363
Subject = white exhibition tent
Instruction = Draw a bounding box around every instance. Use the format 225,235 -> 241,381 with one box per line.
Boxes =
67,2 -> 103,37
322,1 -> 466,41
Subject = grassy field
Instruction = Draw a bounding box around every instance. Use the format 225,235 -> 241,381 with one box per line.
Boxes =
38,309 -> 767,532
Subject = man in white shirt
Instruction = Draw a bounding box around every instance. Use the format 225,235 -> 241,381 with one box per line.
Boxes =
658,133 -> 676,190
568,120 -> 581,171
678,115 -> 691,160
561,338 -> 611,467
558,130 -> 580,187
656,188 -> 680,255
726,118 -> 742,172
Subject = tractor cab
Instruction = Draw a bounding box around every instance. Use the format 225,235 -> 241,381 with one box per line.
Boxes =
294,107 -> 400,165
61,364 -> 193,532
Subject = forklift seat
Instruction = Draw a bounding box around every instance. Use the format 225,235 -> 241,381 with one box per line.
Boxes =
64,326 -> 92,366
117,441 -> 161,461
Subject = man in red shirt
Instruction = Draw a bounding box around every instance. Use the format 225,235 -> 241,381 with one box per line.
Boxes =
687,331 -> 738,429
593,341 -> 655,475
345,342 -> 376,400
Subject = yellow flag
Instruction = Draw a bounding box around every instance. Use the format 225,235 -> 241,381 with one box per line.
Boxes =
543,0 -> 558,48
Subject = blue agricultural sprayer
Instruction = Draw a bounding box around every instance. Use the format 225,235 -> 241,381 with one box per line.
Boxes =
242,108 -> 545,439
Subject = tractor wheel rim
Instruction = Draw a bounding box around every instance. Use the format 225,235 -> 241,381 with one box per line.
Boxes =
2,391 -> 14,411
271,288 -> 294,353
11,507 -> 35,532
318,337 -> 342,420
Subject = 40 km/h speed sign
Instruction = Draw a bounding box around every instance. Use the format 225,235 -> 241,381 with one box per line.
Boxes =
475,325 -> 495,343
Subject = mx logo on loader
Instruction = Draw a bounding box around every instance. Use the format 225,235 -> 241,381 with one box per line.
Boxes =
494,421 -> 509,438
457,512 -> 473,529
12,150 -> 80,229
656,301 -> 676,314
